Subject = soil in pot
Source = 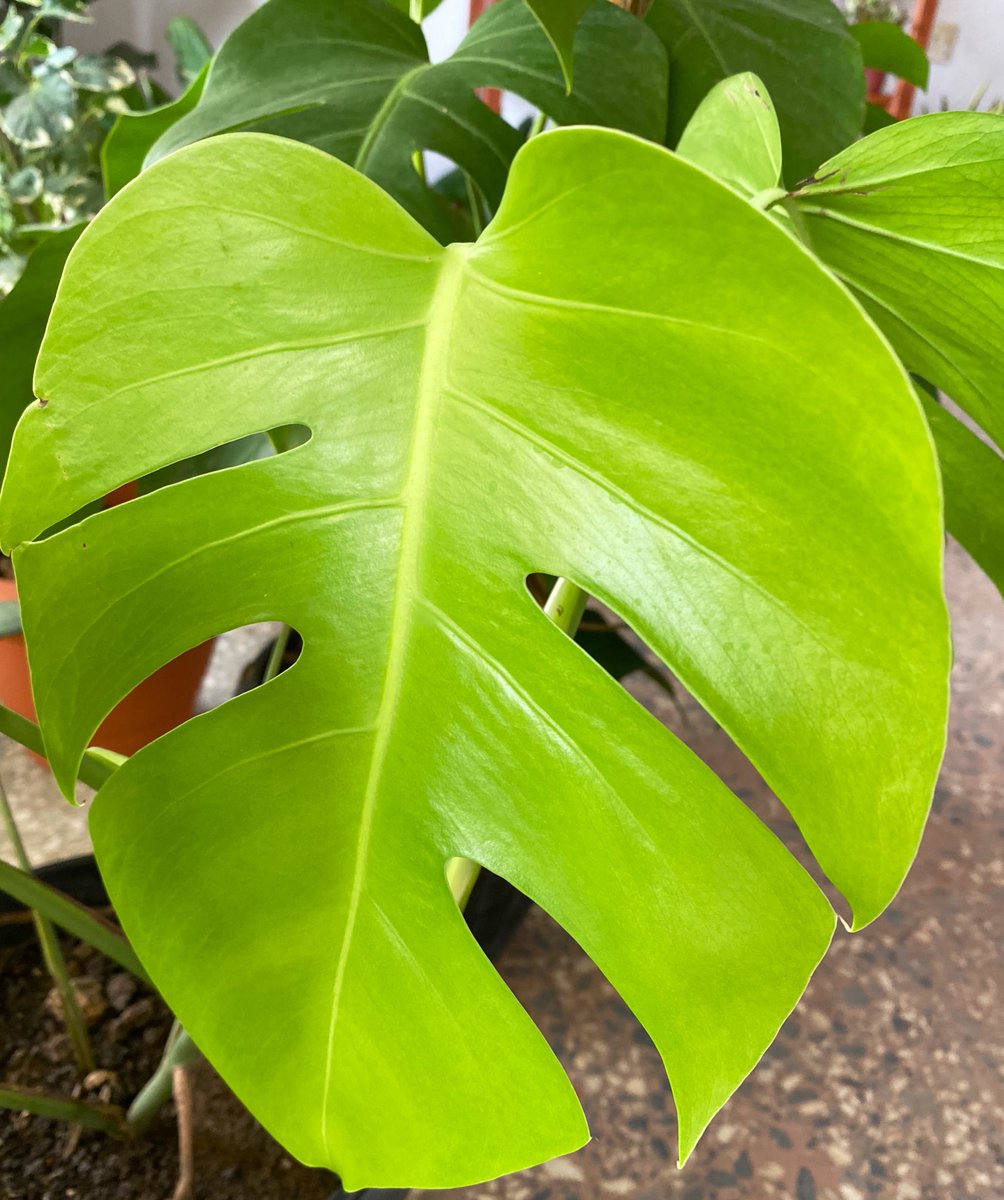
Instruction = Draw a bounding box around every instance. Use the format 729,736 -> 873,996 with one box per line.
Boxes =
0,930 -> 336,1200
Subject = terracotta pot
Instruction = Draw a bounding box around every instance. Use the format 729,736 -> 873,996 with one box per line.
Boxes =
0,576 -> 212,762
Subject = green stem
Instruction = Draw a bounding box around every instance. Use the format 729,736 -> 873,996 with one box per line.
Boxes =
527,109 -> 548,140
0,1084 -> 129,1137
465,174 -> 486,238
542,576 -> 589,635
750,186 -> 788,212
126,1024 -> 199,1135
0,857 -> 149,982
445,856 -> 480,908
263,624 -> 292,683
0,703 -> 117,791
354,67 -> 423,174
0,779 -> 95,1075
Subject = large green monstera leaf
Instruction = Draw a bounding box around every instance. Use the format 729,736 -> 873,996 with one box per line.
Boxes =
140,0 -> 666,241
789,113 -> 1004,596
1,129 -> 948,1187
646,0 -> 864,183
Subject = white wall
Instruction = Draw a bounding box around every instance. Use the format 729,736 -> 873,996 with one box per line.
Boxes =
74,0 -> 472,84
74,0 -> 260,84
919,0 -> 1004,112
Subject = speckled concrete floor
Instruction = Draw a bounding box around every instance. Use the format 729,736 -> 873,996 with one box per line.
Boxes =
1,551 -> 1000,1199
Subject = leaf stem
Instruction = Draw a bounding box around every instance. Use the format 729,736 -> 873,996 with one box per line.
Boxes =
263,624 -> 292,683
0,1084 -> 129,1137
750,186 -> 788,211
126,1022 -> 199,1135
0,779 -> 95,1074
465,174 -> 486,238
527,110 -> 548,140
543,577 -> 589,636
0,703 -> 116,790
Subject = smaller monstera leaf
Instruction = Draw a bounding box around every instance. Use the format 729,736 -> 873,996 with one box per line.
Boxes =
141,0 -> 667,241
792,112 -> 1004,593
646,0 -> 865,184
676,72 -> 782,200
101,63 -> 207,197
0,223 -> 83,473
1,130 -> 948,1186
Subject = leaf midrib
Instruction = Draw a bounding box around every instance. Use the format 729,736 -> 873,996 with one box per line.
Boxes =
318,242 -> 468,1155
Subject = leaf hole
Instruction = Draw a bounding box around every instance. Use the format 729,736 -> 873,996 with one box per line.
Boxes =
524,574 -> 845,921
36,424 -> 311,541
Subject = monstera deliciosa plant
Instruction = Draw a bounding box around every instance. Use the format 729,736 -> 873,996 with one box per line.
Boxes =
0,0 -> 1002,1190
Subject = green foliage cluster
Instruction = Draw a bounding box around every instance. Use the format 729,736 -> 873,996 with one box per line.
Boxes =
0,0 -> 134,293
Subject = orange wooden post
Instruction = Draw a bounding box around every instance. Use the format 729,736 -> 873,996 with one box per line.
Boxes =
468,0 -> 502,112
890,0 -> 941,120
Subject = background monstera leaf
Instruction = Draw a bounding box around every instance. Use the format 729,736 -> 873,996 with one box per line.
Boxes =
139,0 -> 666,241
0,129 -> 948,1186
676,72 -> 782,200
101,62 -> 207,197
519,0 -> 593,88
0,223 -> 82,472
790,113 -> 1004,595
646,0 -> 864,184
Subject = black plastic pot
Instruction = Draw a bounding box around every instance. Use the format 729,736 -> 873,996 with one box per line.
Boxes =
0,853 -> 109,949
1,854 -> 529,1200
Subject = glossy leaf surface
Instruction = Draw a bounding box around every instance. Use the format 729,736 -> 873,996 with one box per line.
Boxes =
141,0 -> 666,240
646,0 -> 864,183
1,130 -> 948,1185
793,114 -> 1004,457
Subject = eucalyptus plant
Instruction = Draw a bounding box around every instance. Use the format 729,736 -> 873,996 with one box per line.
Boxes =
1,0 -> 1002,1192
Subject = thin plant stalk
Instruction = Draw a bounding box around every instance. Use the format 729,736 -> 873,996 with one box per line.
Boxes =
263,623 -> 292,683
0,857 -> 149,981
0,778 -> 94,1074
0,1084 -> 128,1136
0,703 -> 115,790
126,1023 -> 199,1135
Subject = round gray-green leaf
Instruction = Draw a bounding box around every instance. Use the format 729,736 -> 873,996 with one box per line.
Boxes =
1,70 -> 75,149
